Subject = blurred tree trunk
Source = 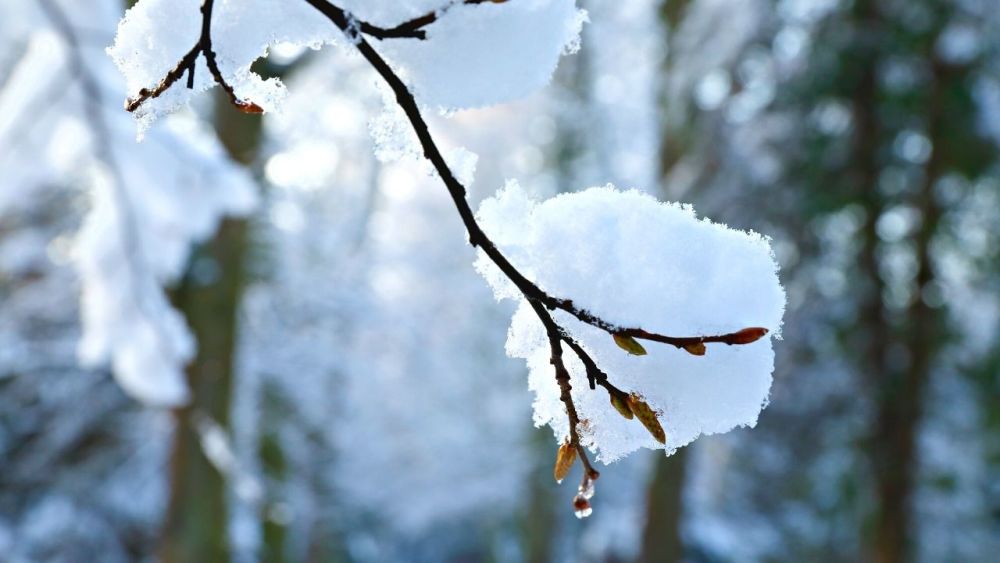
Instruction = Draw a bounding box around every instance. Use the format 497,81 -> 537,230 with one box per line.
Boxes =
656,0 -> 691,179
521,427 -> 558,563
260,396 -> 289,563
639,449 -> 687,563
849,2 -> 905,558
847,3 -> 890,556
158,95 -> 262,563
638,3 -> 692,562
852,2 -> 946,560
867,61 -> 946,563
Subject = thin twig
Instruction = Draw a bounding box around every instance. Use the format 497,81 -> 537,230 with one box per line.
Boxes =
198,0 -> 239,106
125,45 -> 199,111
360,0 -> 494,40
527,299 -> 600,479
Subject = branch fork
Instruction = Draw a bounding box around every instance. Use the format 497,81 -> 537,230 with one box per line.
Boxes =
124,0 -> 259,113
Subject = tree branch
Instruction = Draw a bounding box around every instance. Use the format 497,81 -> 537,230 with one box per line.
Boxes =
125,0 -> 249,113
125,45 -> 199,112
302,0 -> 771,347
198,0 -> 240,108
360,0 -> 495,40
527,299 -> 599,477
122,0 -> 772,515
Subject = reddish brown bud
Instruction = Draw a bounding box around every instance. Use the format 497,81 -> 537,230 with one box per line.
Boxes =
236,100 -> 264,114
731,327 -> 769,345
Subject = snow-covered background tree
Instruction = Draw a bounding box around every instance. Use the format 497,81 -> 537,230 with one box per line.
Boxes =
1,1 -> 997,562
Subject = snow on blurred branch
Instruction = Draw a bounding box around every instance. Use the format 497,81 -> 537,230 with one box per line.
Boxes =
0,0 -> 257,406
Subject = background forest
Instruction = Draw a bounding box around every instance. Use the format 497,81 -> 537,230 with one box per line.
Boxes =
1,0 -> 998,562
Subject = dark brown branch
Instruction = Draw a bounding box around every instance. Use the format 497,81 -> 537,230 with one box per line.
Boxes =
527,299 -> 599,480
125,45 -> 199,112
305,1 -> 754,351
298,3 -> 609,468
198,0 -> 239,107
618,326 -> 770,349
563,334 -> 618,393
315,1 -> 771,356
360,0 -> 494,40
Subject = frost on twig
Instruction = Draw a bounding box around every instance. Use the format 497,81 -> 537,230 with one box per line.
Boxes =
113,0 -> 783,517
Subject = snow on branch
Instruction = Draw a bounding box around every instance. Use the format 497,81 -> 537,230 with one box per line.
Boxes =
111,0 -> 585,130
123,0 -> 256,114
477,184 -> 784,464
112,0 -> 783,517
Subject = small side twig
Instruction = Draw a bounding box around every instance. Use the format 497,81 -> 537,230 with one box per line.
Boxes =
125,0 -> 251,113
125,45 -> 199,111
197,0 -> 239,107
528,299 -> 599,480
360,0 -> 494,40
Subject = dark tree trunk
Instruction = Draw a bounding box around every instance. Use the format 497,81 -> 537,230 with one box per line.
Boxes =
868,58 -> 945,563
638,4 -> 695,562
158,95 -> 261,563
639,449 -> 688,563
852,3 -> 945,560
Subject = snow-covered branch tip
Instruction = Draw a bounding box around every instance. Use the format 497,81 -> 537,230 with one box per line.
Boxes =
121,0 -> 774,519
124,0 -> 256,113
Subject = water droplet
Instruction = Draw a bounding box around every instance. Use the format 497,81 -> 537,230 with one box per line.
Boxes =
572,494 -> 592,519
579,477 -> 595,500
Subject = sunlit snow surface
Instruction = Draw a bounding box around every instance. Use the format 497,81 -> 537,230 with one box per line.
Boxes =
476,183 -> 785,462
379,0 -> 585,109
110,0 -> 585,132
